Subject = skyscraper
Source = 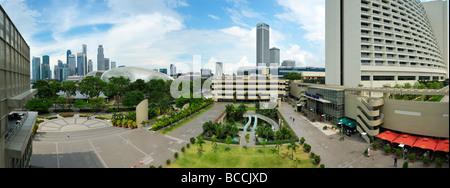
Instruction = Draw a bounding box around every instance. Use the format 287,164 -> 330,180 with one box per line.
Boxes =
111,61 -> 116,69
104,58 -> 110,71
32,57 -> 40,82
215,62 -> 223,77
77,53 -> 85,76
257,23 -> 270,67
325,0 -> 448,87
97,45 -> 104,71
82,44 -> 88,75
170,64 -> 177,76
68,54 -> 76,76
270,47 -> 280,66
88,60 -> 93,73
41,55 -> 51,80
66,50 -> 71,65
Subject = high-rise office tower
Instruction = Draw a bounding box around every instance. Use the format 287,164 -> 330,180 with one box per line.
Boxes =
82,44 -> 87,75
88,60 -> 93,73
104,58 -> 110,71
68,54 -> 76,76
97,45 -> 104,71
170,64 -> 177,76
215,62 -> 223,77
41,55 -> 51,80
66,50 -> 71,65
325,0 -> 448,87
32,57 -> 41,82
270,47 -> 280,66
77,53 -> 85,76
111,61 -> 116,69
257,23 -> 270,67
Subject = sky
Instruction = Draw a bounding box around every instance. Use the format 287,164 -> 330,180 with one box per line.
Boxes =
0,0 -> 327,75
0,0 -> 440,75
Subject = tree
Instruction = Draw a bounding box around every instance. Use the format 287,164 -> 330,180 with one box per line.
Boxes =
32,80 -> 61,99
89,97 -> 106,112
61,81 -> 77,98
203,121 -> 214,137
283,72 -> 303,80
129,79 -> 148,93
245,133 -> 250,147
24,98 -> 53,114
287,141 -> 299,159
122,90 -> 145,108
78,76 -> 106,99
104,76 -> 131,108
225,136 -> 232,151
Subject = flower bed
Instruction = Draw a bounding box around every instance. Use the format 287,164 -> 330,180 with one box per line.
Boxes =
59,112 -> 74,118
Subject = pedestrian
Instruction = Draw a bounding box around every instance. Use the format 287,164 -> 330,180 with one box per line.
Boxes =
293,117 -> 295,122
367,148 -> 370,157
290,115 -> 292,119
67,133 -> 70,139
394,157 -> 397,168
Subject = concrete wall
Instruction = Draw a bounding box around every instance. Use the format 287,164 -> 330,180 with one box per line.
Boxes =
136,99 -> 148,128
325,0 -> 342,86
380,99 -> 449,138
344,94 -> 359,120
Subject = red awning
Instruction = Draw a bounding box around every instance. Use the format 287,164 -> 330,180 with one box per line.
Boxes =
435,140 -> 449,153
413,137 -> 438,150
376,131 -> 400,143
393,134 -> 418,147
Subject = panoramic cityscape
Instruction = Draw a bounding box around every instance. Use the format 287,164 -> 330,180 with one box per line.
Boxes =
0,0 -> 449,176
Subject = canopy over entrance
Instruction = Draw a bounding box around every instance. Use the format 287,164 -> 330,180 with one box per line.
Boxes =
376,131 -> 400,143
337,118 -> 358,128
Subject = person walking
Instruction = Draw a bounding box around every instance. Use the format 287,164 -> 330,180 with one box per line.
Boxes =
394,157 -> 397,168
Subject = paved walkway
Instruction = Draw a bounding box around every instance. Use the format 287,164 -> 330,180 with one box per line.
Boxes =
39,115 -> 111,132
31,103 -> 228,168
31,102 -> 448,168
278,102 -> 449,168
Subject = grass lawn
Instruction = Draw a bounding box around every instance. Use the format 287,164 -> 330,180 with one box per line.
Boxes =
169,143 -> 317,168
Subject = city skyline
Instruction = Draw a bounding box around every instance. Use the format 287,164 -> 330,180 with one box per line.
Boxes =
0,0 -> 328,75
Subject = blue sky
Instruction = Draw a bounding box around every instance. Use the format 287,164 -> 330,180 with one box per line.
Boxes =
2,0 -> 326,74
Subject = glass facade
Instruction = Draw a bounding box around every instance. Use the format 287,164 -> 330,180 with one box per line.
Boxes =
306,87 -> 345,121
1,5 -> 33,168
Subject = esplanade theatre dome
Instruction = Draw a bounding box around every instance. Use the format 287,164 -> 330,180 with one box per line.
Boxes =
100,67 -> 174,82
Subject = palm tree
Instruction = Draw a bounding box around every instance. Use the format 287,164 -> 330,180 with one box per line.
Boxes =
275,139 -> 282,154
287,141 -> 299,159
214,123 -> 224,139
203,121 -> 214,137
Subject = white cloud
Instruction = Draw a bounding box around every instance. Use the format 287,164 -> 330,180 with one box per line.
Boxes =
276,0 -> 325,43
0,0 -> 40,39
208,14 -> 220,20
281,44 -> 318,67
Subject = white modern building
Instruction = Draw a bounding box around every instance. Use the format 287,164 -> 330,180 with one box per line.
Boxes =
326,0 -> 448,87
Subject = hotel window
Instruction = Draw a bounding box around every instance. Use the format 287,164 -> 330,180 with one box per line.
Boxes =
361,76 -> 371,81
373,76 -> 395,81
398,76 -> 415,80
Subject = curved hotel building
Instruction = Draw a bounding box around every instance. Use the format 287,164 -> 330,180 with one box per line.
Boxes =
326,0 -> 448,87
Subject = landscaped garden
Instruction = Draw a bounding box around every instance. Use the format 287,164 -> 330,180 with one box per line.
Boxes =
168,141 -> 317,168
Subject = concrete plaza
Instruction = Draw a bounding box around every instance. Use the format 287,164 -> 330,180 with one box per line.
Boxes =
31,102 -> 448,168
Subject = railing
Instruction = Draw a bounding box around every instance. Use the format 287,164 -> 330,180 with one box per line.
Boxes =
5,112 -> 29,144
